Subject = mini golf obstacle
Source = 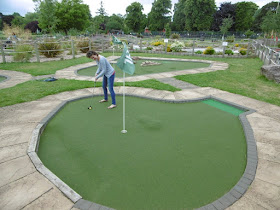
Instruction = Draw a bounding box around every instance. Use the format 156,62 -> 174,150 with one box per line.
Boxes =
28,94 -> 258,210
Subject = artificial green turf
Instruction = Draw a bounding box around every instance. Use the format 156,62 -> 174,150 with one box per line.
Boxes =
38,96 -> 247,210
0,76 -> 6,82
77,60 -> 210,77
202,99 -> 245,116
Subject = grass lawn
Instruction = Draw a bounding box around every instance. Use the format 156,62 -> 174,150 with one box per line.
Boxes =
0,52 -> 279,107
0,57 -> 92,76
0,79 -> 179,107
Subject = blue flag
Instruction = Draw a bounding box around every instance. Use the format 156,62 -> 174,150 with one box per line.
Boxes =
117,43 -> 135,75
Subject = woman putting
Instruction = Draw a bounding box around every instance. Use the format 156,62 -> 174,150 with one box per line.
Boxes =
87,51 -> 116,109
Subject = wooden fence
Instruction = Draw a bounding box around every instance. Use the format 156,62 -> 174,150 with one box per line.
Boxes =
252,40 -> 280,65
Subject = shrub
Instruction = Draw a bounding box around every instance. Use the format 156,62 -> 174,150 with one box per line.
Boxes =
167,44 -> 172,52
155,35 -> 162,40
13,44 -> 33,62
234,43 -> 239,47
215,52 -> 223,55
239,48 -> 247,55
195,50 -> 203,54
76,38 -> 91,53
24,21 -> 41,33
38,38 -> 63,58
203,46 -> 215,55
151,41 -> 164,46
240,44 -> 248,48
170,41 -> 184,52
278,43 -> 280,48
226,35 -> 235,43
244,30 -> 254,38
3,23 -> 32,40
68,28 -> 80,36
185,41 -> 194,47
146,47 -> 153,50
225,49 -> 234,55
170,33 -> 180,39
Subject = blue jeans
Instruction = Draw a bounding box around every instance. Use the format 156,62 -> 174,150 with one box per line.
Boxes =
103,73 -> 116,105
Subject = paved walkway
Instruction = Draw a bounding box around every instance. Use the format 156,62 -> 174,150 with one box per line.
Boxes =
0,58 -> 280,210
0,70 -> 32,89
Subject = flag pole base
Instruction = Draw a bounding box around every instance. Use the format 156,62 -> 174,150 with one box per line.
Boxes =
121,130 -> 127,134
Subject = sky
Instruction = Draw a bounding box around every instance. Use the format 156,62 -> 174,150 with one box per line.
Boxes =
0,0 -> 275,17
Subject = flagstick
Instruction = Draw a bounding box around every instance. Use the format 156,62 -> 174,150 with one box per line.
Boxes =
121,71 -> 127,134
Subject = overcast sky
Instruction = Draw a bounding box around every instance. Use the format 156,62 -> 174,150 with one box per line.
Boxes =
0,0 -> 274,17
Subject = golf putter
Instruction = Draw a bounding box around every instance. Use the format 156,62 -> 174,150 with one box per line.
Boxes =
88,81 -> 96,110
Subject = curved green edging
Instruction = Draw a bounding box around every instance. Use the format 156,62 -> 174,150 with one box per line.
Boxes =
76,60 -> 210,78
35,95 -> 252,209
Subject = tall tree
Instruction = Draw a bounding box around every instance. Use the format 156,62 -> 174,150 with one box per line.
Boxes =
261,8 -> 280,37
252,1 -> 279,32
55,0 -> 91,34
148,0 -> 172,31
11,14 -> 24,27
235,1 -> 258,31
125,2 -> 146,33
36,0 -> 58,33
24,12 -> 39,25
212,2 -> 236,31
220,17 -> 234,40
185,0 -> 216,31
172,0 -> 187,31
106,14 -> 125,32
96,1 -> 108,16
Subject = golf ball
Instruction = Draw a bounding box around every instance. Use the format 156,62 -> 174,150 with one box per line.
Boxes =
88,106 -> 92,110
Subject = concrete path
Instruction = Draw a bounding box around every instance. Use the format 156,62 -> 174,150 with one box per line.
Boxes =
0,70 -> 32,89
0,86 -> 280,210
0,57 -> 280,210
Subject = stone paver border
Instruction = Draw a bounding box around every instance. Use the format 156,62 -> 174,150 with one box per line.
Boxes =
28,93 -> 257,210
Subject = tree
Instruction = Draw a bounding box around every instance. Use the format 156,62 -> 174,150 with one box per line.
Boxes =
96,1 -> 107,16
55,0 -> 91,34
235,1 -> 258,31
11,15 -> 25,27
148,0 -> 172,31
212,2 -> 236,31
220,17 -> 234,40
1,15 -> 15,26
24,12 -> 39,25
106,14 -> 125,32
261,9 -> 280,37
252,1 -> 279,32
37,0 -> 58,33
24,21 -> 41,33
165,23 -> 171,38
125,2 -> 146,33
172,0 -> 187,31
185,0 -> 216,31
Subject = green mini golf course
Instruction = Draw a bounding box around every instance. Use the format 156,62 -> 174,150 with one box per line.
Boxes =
38,96 -> 247,210
0,76 -> 7,82
77,59 -> 210,77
